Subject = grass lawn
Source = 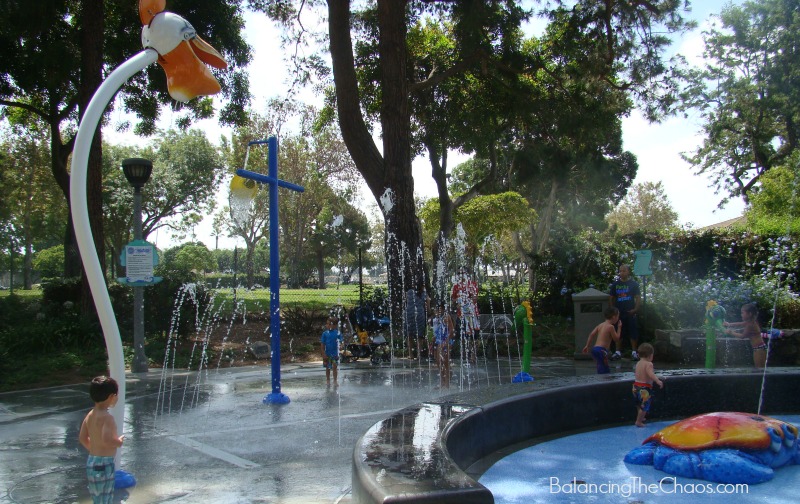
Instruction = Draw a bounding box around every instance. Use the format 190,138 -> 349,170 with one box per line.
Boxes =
210,284 -> 368,313
0,287 -> 42,299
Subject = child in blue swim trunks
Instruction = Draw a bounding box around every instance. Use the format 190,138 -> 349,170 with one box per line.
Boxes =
79,376 -> 125,504
582,307 -> 621,374
632,343 -> 664,427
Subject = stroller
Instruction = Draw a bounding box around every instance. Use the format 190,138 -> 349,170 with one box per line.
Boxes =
340,304 -> 392,365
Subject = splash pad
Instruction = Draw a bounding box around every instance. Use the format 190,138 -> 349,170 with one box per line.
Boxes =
352,370 -> 800,503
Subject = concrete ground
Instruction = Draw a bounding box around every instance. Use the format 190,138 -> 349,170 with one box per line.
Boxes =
0,356 -> 666,504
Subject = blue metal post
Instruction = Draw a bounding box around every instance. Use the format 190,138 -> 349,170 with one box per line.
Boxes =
235,137 -> 303,404
264,137 -> 289,404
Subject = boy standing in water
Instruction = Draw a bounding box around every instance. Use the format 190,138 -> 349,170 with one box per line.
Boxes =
79,376 -> 125,504
582,306 -> 622,374
632,343 -> 664,427
724,302 -> 765,368
320,316 -> 343,386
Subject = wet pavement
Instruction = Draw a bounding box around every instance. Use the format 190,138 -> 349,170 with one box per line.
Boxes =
0,356 -> 681,504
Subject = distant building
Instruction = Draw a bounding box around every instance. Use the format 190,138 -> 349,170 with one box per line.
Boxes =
695,215 -> 747,232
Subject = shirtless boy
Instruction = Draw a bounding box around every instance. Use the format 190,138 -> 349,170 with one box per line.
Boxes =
632,343 -> 664,427
582,306 -> 621,374
79,376 -> 125,504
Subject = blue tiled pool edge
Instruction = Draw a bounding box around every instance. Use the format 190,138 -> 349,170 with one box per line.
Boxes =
352,369 -> 800,503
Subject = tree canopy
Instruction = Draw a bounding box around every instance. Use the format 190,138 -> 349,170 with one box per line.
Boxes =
0,0 -> 251,307
746,152 -> 800,234
102,129 -> 226,277
680,0 -> 800,207
606,181 -> 679,234
255,0 -> 693,307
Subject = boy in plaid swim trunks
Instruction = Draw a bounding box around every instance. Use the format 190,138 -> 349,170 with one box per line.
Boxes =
632,343 -> 664,427
79,376 -> 125,503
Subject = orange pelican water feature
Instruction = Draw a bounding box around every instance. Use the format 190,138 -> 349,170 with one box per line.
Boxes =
139,0 -> 227,102
69,0 -> 229,490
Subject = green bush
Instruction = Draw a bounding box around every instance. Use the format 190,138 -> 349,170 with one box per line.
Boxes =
41,277 -> 82,306
645,273 -> 800,331
33,245 -> 65,279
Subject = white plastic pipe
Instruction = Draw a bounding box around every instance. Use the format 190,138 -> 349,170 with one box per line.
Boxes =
69,49 -> 158,462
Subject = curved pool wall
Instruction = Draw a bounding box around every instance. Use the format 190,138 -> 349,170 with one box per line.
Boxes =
352,369 -> 800,503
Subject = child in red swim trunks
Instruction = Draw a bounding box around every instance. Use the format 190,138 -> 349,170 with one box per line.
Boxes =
632,343 -> 664,427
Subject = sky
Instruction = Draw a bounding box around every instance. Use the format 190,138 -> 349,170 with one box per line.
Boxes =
105,0 -> 746,251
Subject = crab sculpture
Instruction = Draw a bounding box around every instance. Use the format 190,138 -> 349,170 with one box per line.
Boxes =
624,412 -> 800,484
625,413 -> 800,485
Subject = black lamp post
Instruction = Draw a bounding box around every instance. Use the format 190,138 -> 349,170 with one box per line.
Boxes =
121,158 -> 152,373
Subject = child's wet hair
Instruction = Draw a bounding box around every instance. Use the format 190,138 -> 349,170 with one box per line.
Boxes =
604,306 -> 620,320
89,376 -> 118,403
637,343 -> 654,358
742,303 -> 759,318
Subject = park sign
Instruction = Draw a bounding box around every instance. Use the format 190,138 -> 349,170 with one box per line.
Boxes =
118,239 -> 162,286
633,249 -> 653,277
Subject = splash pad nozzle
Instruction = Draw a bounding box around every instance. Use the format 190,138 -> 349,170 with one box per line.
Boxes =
512,301 -> 535,383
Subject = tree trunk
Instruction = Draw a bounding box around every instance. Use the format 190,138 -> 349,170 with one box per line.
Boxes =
77,0 -> 106,317
23,243 -> 32,289
23,159 -> 34,289
328,0 -> 422,319
428,141 -> 454,296
316,249 -> 326,289
50,123 -> 83,279
245,239 -> 255,288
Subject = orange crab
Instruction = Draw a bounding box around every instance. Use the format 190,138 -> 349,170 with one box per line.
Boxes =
625,412 -> 800,484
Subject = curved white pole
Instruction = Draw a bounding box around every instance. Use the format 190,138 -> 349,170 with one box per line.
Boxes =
69,49 -> 159,460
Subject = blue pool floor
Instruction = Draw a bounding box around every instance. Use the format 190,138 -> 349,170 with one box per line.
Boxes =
480,414 -> 800,503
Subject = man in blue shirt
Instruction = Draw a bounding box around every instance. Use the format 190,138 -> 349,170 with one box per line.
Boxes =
609,264 -> 642,360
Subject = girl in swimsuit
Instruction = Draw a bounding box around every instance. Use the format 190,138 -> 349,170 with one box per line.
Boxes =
724,303 -> 765,368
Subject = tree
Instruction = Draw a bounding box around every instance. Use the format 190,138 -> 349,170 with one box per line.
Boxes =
278,125 -> 363,289
0,0 -> 251,313
0,116 -> 66,288
606,181 -> 679,234
101,141 -> 140,279
304,195 -> 371,289
257,1 -> 428,311
746,152 -> 800,234
212,248 -> 236,273
33,245 -> 66,279
420,191 -> 534,298
680,0 -> 800,207
144,130 -> 227,239
257,0 -> 691,310
173,244 -> 217,276
512,131 -> 638,292
102,130 -> 226,279
225,107 -> 362,288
